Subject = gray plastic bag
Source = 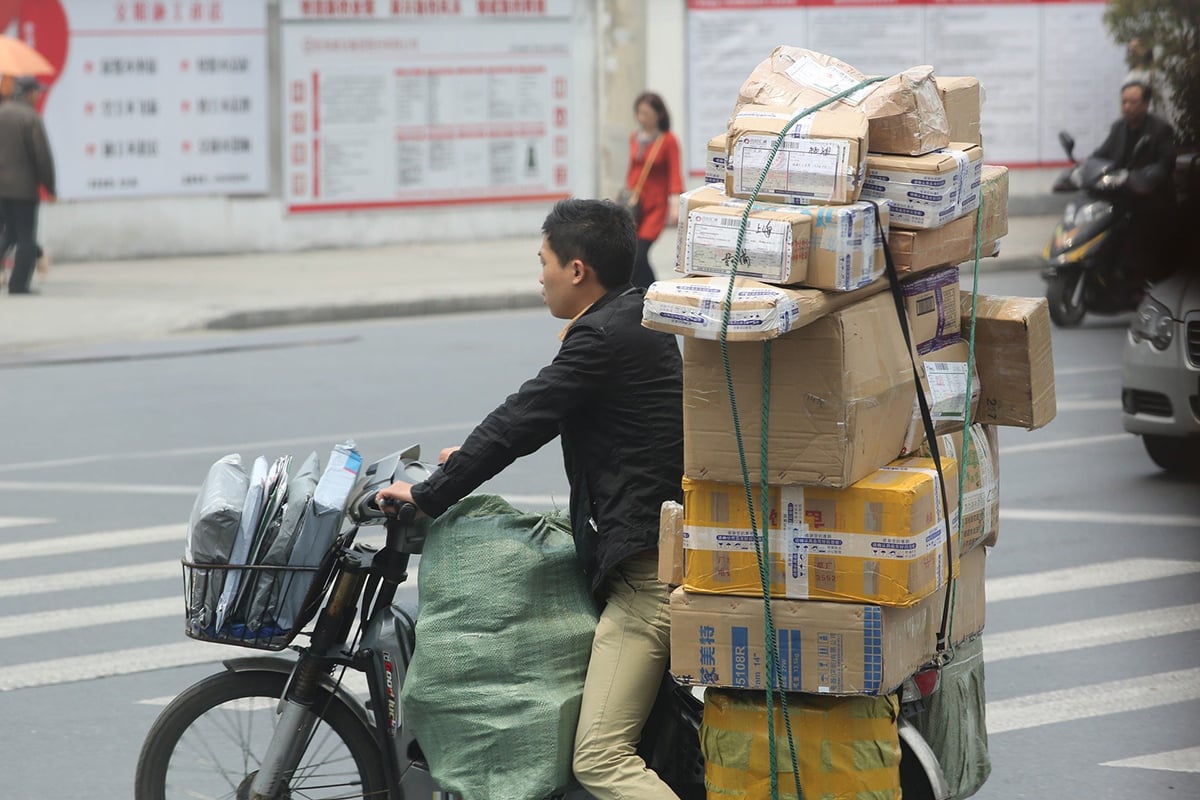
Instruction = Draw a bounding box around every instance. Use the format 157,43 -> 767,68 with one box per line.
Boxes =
184,454 -> 249,633
401,494 -> 599,800
243,451 -> 321,633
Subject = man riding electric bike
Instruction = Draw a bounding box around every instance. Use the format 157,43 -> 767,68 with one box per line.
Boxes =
1042,80 -> 1177,327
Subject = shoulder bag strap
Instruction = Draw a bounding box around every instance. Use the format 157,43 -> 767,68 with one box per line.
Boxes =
631,135 -> 666,199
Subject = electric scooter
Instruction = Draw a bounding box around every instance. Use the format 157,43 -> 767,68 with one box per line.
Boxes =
134,448 -> 951,800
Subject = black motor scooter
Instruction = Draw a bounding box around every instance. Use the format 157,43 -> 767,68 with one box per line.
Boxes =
1040,131 -> 1157,327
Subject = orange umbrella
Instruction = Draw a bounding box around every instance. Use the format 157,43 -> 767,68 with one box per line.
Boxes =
0,35 -> 55,77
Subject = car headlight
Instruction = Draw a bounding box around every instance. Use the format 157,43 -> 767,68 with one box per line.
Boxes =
1129,297 -> 1175,350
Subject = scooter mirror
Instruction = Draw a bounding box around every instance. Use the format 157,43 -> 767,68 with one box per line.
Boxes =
1059,131 -> 1076,162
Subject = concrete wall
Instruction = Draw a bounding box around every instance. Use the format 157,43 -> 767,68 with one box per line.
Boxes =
40,1 -> 1059,263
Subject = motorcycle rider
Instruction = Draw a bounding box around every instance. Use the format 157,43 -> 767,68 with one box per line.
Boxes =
377,198 -> 685,800
1091,80 -> 1177,285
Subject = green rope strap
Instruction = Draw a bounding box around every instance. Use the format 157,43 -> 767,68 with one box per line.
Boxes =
943,184 -> 986,653
717,75 -> 886,800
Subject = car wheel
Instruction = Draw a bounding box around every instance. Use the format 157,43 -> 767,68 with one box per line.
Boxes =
1142,435 -> 1199,475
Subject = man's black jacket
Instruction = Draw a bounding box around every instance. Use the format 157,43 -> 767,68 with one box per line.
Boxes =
412,286 -> 684,595
1092,112 -> 1176,199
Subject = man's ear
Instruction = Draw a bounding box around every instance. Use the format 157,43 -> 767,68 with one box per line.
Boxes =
570,259 -> 589,286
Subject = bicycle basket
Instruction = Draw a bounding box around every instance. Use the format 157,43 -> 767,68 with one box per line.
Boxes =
181,536 -> 343,651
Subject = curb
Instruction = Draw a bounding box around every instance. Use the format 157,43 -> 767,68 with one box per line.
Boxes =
203,291 -> 548,331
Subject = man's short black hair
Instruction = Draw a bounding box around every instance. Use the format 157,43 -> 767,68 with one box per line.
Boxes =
542,199 -> 636,289
1121,80 -> 1153,103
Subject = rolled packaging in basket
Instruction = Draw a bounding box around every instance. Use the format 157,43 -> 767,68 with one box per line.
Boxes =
275,442 -> 363,631
184,454 -> 249,633
214,455 -> 277,633
240,451 -> 321,635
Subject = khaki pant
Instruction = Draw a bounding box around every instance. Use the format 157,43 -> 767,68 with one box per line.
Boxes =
572,554 -> 680,800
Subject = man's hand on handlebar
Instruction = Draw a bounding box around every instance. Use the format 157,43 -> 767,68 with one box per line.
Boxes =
376,480 -> 420,516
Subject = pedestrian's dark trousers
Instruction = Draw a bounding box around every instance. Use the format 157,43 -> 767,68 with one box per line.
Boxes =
632,238 -> 655,290
1,198 -> 39,294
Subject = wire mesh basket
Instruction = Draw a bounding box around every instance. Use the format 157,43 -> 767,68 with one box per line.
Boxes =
181,543 -> 340,651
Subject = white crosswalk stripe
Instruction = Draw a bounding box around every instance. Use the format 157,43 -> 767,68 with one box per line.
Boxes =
1,515 -> 1197,769
986,667 -> 1200,734
986,604 -> 1200,662
0,524 -> 182,561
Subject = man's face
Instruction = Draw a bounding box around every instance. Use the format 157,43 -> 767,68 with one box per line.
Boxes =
1121,85 -> 1149,127
538,235 -> 579,320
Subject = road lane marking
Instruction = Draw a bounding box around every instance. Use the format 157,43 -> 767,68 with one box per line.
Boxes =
0,517 -> 53,529
0,481 -> 195,495
999,508 -> 1200,528
1000,433 -> 1129,455
987,558 -> 1200,602
1103,746 -> 1200,774
986,668 -> 1200,734
986,604 -> 1199,662
0,524 -> 182,561
0,560 -> 180,597
0,597 -> 178,638
1056,365 -> 1121,376
0,422 -> 477,474
0,641 -> 231,692
1055,399 -> 1122,411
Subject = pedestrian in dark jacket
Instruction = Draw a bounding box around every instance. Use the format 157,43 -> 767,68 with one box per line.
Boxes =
0,75 -> 56,295
377,198 -> 685,800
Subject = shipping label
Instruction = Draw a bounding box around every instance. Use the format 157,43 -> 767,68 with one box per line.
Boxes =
685,211 -> 795,282
732,134 -> 850,204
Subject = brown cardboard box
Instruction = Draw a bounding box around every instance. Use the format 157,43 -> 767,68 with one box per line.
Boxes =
889,165 -> 1009,275
669,587 -> 940,694
935,77 -> 982,145
862,143 -> 984,230
930,544 -> 986,645
900,338 -> 982,456
642,275 -> 886,341
681,201 -> 889,291
726,105 -> 869,205
962,295 -> 1057,429
683,291 -> 915,487
733,47 -> 950,156
706,133 -> 727,185
681,456 -> 959,607
682,203 -> 813,285
903,266 -> 961,354
921,424 -> 1000,552
658,500 -> 684,587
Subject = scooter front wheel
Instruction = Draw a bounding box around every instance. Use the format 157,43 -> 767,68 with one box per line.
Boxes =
1046,272 -> 1087,327
134,669 -> 386,800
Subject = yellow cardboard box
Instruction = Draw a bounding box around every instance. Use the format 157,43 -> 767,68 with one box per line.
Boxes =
681,457 -> 959,607
701,689 -> 901,799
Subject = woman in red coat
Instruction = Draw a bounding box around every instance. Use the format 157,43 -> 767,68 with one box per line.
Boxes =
624,92 -> 683,289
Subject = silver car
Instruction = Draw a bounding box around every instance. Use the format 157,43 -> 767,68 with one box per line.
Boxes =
1121,268 -> 1200,474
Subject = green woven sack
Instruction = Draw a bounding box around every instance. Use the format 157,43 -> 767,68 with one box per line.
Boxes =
401,494 -> 599,800
911,636 -> 992,799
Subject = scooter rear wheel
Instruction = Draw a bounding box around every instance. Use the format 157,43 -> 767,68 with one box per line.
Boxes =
134,669 -> 386,800
1046,273 -> 1087,327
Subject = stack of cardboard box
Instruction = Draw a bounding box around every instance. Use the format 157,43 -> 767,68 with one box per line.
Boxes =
645,47 -> 1057,797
